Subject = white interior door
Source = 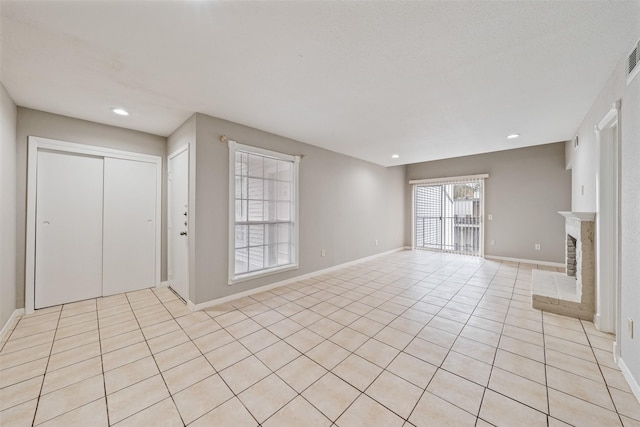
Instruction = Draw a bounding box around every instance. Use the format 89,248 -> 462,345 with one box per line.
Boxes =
103,158 -> 158,296
168,146 -> 189,301
35,150 -> 104,308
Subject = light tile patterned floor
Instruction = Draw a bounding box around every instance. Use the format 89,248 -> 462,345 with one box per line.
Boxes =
1,250 -> 639,426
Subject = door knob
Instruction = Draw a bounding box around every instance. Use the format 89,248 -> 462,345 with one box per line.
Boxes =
180,231 -> 187,236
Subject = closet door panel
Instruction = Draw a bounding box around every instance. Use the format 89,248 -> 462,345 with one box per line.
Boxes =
103,158 -> 157,296
35,150 -> 104,308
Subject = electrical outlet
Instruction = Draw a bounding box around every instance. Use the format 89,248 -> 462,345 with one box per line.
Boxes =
321,249 -> 326,257
488,214 -> 493,221
535,243 -> 541,250
490,240 -> 495,246
629,317 -> 634,339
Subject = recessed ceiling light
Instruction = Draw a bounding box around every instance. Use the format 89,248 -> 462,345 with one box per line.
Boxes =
111,108 -> 130,116
506,133 -> 520,139
391,154 -> 400,159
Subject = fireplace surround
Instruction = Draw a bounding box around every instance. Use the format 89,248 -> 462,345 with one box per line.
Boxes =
531,212 -> 596,320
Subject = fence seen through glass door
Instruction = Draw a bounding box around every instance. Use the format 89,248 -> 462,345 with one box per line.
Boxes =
414,178 -> 483,256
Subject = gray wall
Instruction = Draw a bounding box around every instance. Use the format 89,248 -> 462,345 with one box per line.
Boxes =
14,108 -> 167,308
566,32 -> 640,392
188,113 -> 406,304
407,143 -> 571,263
1,83 -> 17,327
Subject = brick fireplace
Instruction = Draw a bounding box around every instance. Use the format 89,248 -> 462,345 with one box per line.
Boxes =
531,212 -> 596,320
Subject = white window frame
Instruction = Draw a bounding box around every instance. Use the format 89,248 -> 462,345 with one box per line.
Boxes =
228,140 -> 300,284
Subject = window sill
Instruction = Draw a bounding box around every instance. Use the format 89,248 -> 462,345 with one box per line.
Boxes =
228,264 -> 299,285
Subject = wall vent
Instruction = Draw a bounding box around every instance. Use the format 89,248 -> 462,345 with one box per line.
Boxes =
627,39 -> 640,85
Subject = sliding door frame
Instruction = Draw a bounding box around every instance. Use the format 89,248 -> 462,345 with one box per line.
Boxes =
410,174 -> 488,257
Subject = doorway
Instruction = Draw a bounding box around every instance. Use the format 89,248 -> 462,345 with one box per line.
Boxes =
412,175 -> 486,256
595,102 -> 621,338
168,145 -> 189,302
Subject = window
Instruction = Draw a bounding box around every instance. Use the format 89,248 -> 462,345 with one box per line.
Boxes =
228,141 -> 299,283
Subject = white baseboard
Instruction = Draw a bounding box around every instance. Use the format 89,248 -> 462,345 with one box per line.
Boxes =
594,313 -> 601,330
484,255 -> 564,268
0,309 -> 25,344
619,356 -> 640,404
158,281 -> 170,288
189,247 -> 407,312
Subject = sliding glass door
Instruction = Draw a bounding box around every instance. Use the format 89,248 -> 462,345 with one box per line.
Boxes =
413,177 -> 484,256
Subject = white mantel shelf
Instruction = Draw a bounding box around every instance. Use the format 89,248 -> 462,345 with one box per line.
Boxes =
558,211 -> 596,221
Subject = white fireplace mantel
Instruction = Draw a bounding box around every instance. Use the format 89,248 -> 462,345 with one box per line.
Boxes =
558,211 -> 596,221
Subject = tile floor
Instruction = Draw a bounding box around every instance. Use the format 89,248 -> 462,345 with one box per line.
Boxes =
1,250 -> 640,426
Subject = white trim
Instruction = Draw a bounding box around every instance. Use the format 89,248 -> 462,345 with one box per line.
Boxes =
25,136 -> 163,314
619,357 -> 640,404
27,136 -> 162,162
409,174 -> 489,185
168,144 -> 189,159
227,140 -> 300,285
595,100 -> 621,131
410,184 -> 420,252
228,140 -> 236,285
189,247 -> 407,311
480,180 -> 485,258
154,155 -> 163,291
558,211 -> 596,221
235,142 -> 297,162
159,281 -> 171,288
228,264 -> 299,285
0,309 -> 24,344
594,101 -> 621,335
484,255 -> 564,268
25,139 -> 38,314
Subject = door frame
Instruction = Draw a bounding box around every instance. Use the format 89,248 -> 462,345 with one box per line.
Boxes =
410,174 -> 488,257
594,101 -> 622,347
167,144 -> 190,301
26,136 -> 162,314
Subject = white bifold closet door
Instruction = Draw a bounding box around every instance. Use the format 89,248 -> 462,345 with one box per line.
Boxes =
35,150 -> 158,309
35,151 -> 104,308
103,158 -> 157,296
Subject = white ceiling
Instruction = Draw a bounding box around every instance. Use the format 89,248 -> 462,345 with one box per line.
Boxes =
1,1 -> 639,166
